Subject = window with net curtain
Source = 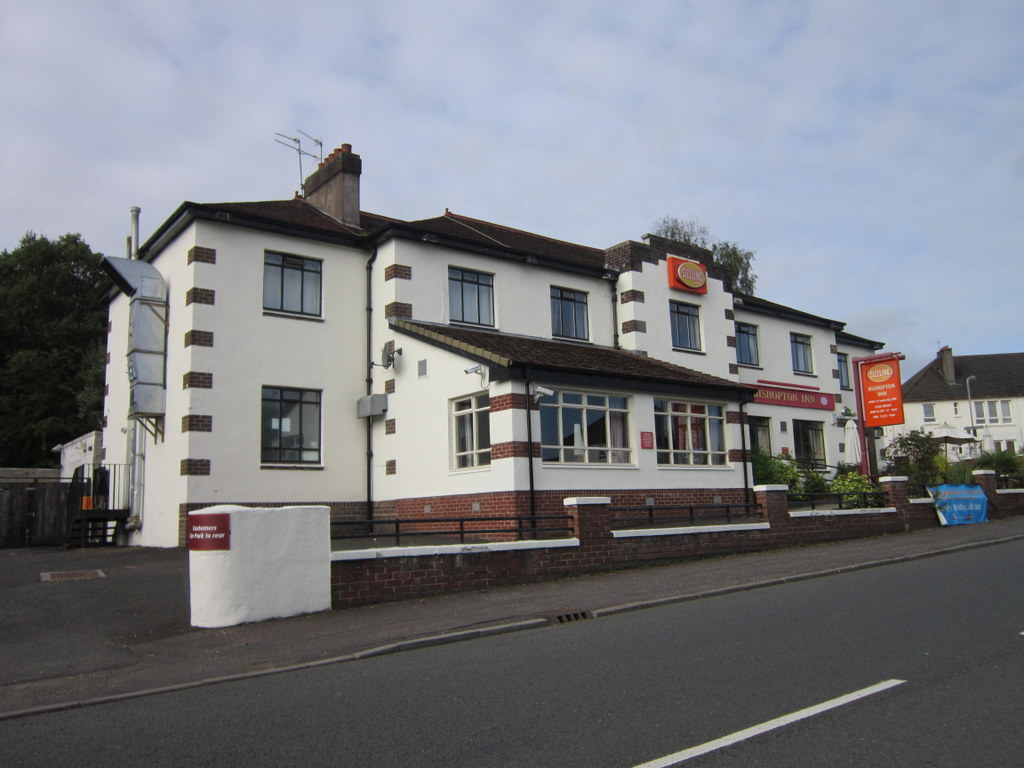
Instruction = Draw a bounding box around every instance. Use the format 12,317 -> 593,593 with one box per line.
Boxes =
539,391 -> 630,464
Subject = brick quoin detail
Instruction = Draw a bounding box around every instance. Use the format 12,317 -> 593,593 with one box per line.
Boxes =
182,414 -> 213,432
186,287 -> 216,306
620,289 -> 645,304
384,379 -> 396,394
385,418 -> 396,435
728,448 -> 750,462
183,371 -> 213,389
185,330 -> 214,348
622,319 -> 647,334
724,308 -> 734,320
385,264 -> 412,280
384,302 -> 413,319
180,459 -> 211,476
727,410 -> 746,424
187,246 -> 217,265
490,393 -> 532,412
491,441 -> 538,459
729,363 -> 740,375
385,460 -> 397,475
726,335 -> 737,348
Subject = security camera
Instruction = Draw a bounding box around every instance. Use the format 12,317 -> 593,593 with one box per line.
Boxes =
464,364 -> 483,375
532,386 -> 554,402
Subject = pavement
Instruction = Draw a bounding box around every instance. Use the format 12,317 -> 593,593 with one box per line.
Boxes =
4,515 -> 1024,719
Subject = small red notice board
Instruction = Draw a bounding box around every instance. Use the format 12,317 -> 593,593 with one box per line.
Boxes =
187,513 -> 231,551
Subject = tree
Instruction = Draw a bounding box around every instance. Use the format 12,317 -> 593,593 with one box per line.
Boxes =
881,430 -> 943,486
0,233 -> 108,467
651,216 -> 757,294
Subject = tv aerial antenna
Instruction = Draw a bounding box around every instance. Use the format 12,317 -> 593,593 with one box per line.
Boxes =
274,130 -> 323,193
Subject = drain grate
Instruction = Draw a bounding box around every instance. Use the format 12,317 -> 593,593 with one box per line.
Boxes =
40,569 -> 106,583
549,610 -> 593,625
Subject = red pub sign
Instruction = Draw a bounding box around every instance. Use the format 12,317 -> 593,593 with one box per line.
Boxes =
753,385 -> 835,411
666,256 -> 708,294
860,359 -> 905,427
187,513 -> 231,551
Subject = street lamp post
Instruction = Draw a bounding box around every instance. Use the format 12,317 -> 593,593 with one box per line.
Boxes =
966,375 -> 977,436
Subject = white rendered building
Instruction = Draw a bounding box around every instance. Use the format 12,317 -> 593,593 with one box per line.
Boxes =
101,145 -> 886,546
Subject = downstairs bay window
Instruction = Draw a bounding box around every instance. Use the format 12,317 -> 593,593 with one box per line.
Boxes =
654,400 -> 727,466
539,391 -> 631,464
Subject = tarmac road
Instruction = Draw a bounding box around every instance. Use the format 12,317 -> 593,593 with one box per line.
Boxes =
3,515 -> 1024,719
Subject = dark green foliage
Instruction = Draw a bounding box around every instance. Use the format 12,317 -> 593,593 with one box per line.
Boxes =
751,450 -> 800,488
881,430 -> 943,486
974,450 -> 1022,476
0,233 -> 108,467
800,469 -> 829,494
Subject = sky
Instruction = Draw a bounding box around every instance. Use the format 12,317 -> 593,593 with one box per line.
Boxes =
2,0 -> 1022,376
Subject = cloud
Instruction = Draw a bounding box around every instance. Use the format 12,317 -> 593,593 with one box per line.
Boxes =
1,0 -> 1022,370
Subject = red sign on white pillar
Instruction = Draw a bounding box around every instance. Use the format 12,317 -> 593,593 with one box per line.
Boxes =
187,513 -> 231,551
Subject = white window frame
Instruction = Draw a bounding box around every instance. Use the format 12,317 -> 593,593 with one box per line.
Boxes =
451,393 -> 491,469
974,399 -> 1012,425
539,390 -> 631,465
922,403 -> 936,423
654,399 -> 728,466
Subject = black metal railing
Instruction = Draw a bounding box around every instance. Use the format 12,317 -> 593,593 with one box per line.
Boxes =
786,490 -> 886,511
331,514 -> 575,549
996,475 -> 1024,490
66,463 -> 133,547
608,502 -> 762,530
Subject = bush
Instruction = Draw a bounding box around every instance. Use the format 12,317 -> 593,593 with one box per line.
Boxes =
800,470 -> 829,494
882,430 -> 943,485
974,450 -> 1022,476
941,460 -> 974,484
829,471 -> 876,495
751,451 -> 800,488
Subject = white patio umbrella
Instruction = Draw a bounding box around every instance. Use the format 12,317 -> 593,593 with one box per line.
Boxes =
926,423 -> 977,459
844,418 -> 861,465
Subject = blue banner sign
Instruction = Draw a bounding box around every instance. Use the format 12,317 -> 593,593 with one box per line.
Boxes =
926,484 -> 988,526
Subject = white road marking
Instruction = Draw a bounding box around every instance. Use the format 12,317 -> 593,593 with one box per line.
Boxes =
630,678 -> 907,768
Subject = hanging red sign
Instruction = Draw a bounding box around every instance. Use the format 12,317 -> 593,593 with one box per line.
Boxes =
667,256 -> 708,294
753,385 -> 835,411
860,359 -> 905,427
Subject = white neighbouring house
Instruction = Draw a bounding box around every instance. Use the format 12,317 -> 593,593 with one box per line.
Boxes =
100,144 -> 886,548
883,346 -> 1024,460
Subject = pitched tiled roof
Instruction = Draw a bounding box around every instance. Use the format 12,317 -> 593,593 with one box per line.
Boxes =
391,320 -> 753,397
410,211 -> 606,271
902,353 -> 1024,402
188,199 -> 398,236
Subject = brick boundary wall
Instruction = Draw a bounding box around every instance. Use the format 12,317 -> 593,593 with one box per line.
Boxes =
328,478 -> 1024,608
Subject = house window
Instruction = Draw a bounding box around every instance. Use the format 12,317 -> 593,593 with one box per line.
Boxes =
793,419 -> 825,468
923,403 -> 936,423
550,287 -> 589,340
837,353 -> 851,389
994,440 -> 1016,454
449,267 -> 494,326
974,400 -> 1012,425
654,400 -> 727,466
749,415 -> 771,455
670,301 -> 701,351
539,391 -> 630,464
790,333 -> 813,374
736,323 -> 759,366
452,394 -> 491,469
261,387 -> 321,464
264,253 -> 322,316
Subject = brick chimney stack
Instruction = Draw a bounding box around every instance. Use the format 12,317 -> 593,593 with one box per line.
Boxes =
303,143 -> 361,228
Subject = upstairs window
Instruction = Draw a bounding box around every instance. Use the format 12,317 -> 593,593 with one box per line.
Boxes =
449,267 -> 494,326
922,403 -> 936,423
550,287 -> 589,340
452,394 -> 491,469
670,301 -> 701,351
791,333 -> 813,374
837,353 -> 851,389
261,387 -> 321,464
264,252 -> 322,316
735,323 -> 759,366
654,400 -> 727,466
539,391 -> 631,464
974,400 -> 1012,425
